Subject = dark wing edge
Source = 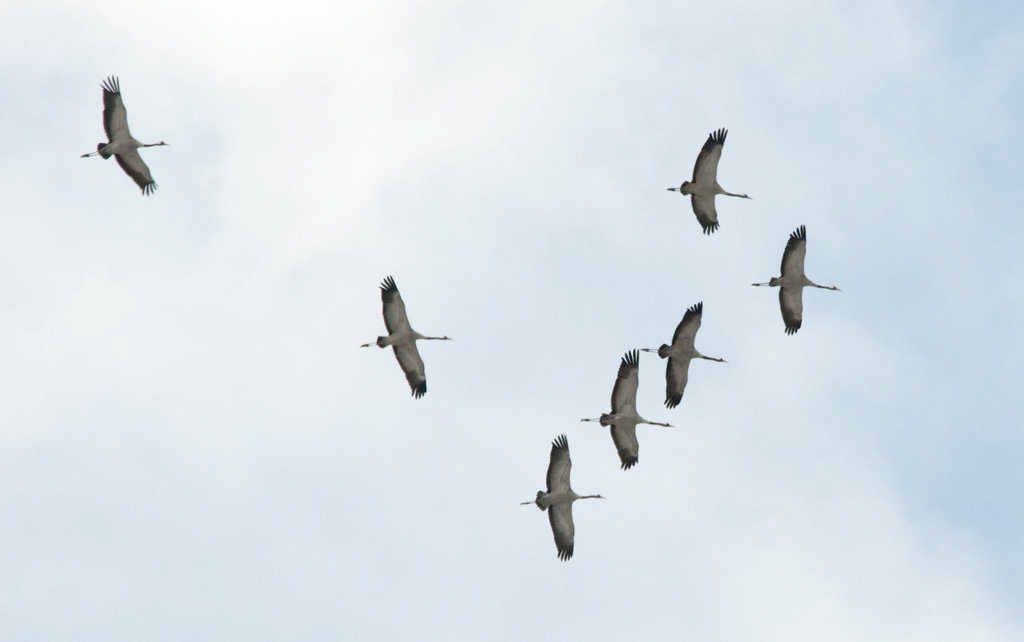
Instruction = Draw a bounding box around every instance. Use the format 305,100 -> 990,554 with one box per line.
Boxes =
392,342 -> 427,398
671,302 -> 703,347
780,225 -> 807,275
690,194 -> 719,235
114,152 -> 156,195
379,275 -> 398,297
546,434 -> 571,492
780,287 -> 803,335
609,349 -> 640,411
100,76 -> 127,142
664,357 -> 689,409
380,276 -> 411,335
691,127 -> 727,183
548,504 -> 575,561
611,424 -> 639,470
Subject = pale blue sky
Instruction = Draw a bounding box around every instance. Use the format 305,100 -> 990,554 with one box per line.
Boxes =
1,1 -> 1022,640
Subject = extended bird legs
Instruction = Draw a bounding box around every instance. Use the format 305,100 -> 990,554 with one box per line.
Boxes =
639,348 -> 727,363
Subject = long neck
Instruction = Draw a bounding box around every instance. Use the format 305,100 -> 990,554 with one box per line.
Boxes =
639,417 -> 672,427
694,349 -> 726,363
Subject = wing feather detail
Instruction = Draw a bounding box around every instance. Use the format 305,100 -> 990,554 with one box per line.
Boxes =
610,424 -> 639,470
692,128 -> 726,184
114,149 -> 156,195
546,435 -> 572,493
780,286 -> 803,335
548,504 -> 575,561
610,349 -> 640,414
781,225 -> 807,277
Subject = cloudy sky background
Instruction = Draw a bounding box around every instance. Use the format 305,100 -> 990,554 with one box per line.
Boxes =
1,0 -> 1023,640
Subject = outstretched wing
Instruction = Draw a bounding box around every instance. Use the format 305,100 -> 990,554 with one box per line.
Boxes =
546,434 -> 572,493
392,343 -> 426,398
380,276 -> 411,335
779,286 -> 803,335
609,349 -> 640,414
610,424 -> 639,470
664,357 -> 691,409
663,302 -> 702,407
101,76 -> 131,142
692,128 -> 727,185
548,503 -> 575,561
781,225 -> 807,278
114,149 -> 157,195
690,194 -> 719,235
671,302 -> 702,351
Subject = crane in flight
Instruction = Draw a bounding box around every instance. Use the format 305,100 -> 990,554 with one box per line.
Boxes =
582,349 -> 673,470
361,276 -> 451,397
668,128 -> 750,234
521,434 -> 603,561
641,302 -> 726,409
753,225 -> 840,334
81,76 -> 167,195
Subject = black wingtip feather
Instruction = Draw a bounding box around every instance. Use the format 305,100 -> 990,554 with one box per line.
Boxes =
702,220 -> 720,235
557,544 -> 573,561
101,76 -> 120,95
665,396 -> 681,409
620,456 -> 638,470
380,275 -> 398,293
552,434 -> 569,450
791,225 -> 806,242
689,301 -> 703,316
411,381 -> 426,398
709,127 -> 728,145
621,349 -> 640,368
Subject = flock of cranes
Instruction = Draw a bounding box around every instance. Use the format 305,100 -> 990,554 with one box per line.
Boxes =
82,77 -> 840,562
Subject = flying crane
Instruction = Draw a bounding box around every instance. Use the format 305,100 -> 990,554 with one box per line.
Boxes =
521,434 -> 604,561
582,349 -> 673,470
361,276 -> 451,397
753,225 -> 840,334
81,76 -> 167,195
641,302 -> 726,408
668,128 -> 750,234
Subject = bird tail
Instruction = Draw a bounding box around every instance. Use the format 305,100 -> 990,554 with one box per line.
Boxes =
375,336 -> 388,348
535,491 -> 550,511
97,142 -> 113,159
